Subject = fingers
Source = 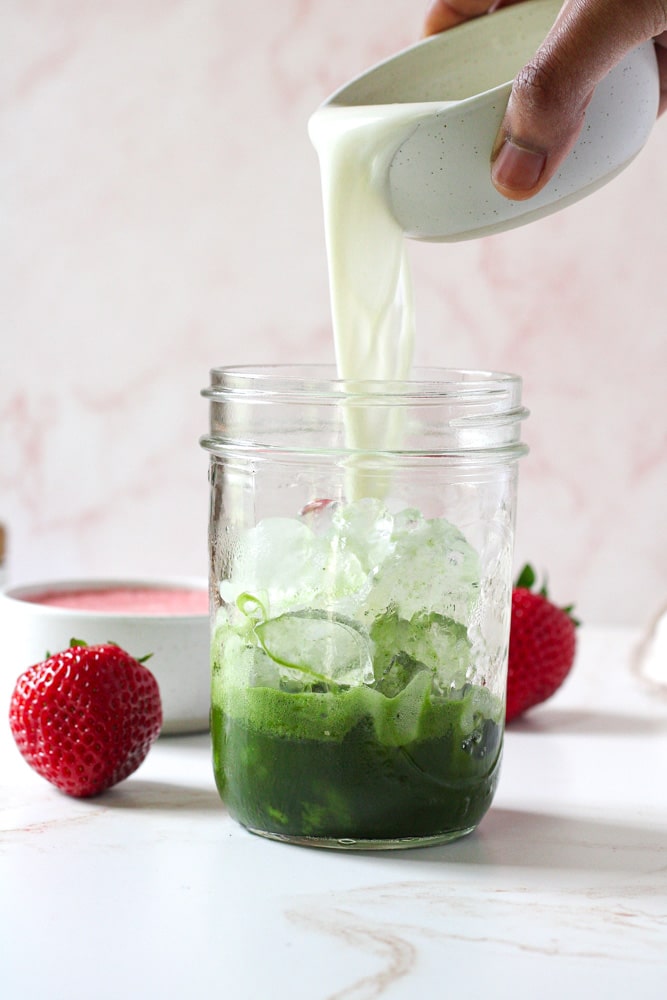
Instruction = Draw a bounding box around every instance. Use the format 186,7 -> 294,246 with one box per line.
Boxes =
491,0 -> 667,199
655,33 -> 667,113
423,1 -> 524,36
423,1 -> 498,35
422,0 -> 667,200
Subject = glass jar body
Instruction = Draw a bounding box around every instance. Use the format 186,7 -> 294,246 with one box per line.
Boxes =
202,366 -> 527,849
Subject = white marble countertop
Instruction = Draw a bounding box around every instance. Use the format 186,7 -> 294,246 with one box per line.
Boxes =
2,626 -> 666,1000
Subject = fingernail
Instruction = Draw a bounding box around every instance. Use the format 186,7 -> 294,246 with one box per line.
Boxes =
491,138 -> 546,194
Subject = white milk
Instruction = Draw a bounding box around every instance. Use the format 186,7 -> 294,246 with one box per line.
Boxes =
308,101 -> 449,495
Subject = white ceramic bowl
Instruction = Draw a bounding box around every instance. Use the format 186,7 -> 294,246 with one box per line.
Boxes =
323,0 -> 659,240
0,578 -> 210,736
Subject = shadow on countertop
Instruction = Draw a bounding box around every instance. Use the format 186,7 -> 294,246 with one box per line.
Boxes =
506,706 -> 667,736
104,779 -> 222,813
395,806 -> 667,877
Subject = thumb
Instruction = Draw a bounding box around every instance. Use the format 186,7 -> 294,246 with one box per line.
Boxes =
490,0 -> 664,200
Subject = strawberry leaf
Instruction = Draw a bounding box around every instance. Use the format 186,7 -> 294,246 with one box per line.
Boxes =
515,564 -> 536,589
562,604 -> 581,627
514,566 -> 580,626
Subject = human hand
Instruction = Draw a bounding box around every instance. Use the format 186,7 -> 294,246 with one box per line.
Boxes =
423,0 -> 667,200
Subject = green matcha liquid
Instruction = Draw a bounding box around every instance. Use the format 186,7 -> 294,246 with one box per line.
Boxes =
211,655 -> 503,846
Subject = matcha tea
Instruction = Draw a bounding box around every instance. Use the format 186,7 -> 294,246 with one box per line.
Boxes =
211,681 -> 502,844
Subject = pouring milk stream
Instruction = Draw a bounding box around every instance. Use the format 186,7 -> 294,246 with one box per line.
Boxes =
308,102 -> 449,495
308,102 -> 447,388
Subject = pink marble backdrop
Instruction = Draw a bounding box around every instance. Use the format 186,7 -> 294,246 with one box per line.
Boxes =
1,1 -> 665,626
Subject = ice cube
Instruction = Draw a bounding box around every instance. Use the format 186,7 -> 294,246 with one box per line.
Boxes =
212,622 -> 282,692
370,608 -> 470,691
369,669 -> 434,746
255,609 -> 374,687
219,518 -> 315,610
373,650 -> 430,699
330,497 -> 395,573
219,517 -> 366,617
361,507 -> 480,622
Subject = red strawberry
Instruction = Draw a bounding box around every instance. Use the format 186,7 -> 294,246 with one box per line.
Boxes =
506,565 -> 578,723
9,640 -> 162,797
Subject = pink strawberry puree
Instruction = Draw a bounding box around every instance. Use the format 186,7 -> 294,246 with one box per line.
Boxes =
25,586 -> 208,616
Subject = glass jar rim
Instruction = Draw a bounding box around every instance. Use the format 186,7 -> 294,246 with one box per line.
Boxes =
201,364 -> 529,460
202,364 -> 525,404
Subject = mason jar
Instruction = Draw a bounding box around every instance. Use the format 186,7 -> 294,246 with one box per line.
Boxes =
201,365 -> 528,849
